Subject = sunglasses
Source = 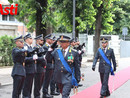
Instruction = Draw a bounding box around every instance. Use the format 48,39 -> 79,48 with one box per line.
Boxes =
102,42 -> 107,44
18,41 -> 24,43
17,39 -> 24,43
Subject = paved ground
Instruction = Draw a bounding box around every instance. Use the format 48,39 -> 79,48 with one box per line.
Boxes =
0,56 -> 130,98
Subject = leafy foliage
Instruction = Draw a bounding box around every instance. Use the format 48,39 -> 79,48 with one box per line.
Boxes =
0,35 -> 15,66
12,0 -> 36,32
113,0 -> 130,34
52,0 -> 119,34
52,0 -> 96,33
9,0 -> 129,35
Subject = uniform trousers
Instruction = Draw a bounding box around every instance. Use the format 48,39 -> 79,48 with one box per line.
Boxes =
34,72 -> 45,98
42,69 -> 53,94
100,73 -> 110,96
23,73 -> 34,98
50,73 -> 59,92
58,83 -> 72,98
12,75 -> 25,98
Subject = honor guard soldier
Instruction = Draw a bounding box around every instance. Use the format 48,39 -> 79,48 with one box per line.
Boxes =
92,37 -> 117,98
23,34 -> 38,98
74,37 -> 85,67
11,36 -> 26,98
50,36 -> 60,96
45,35 -> 81,98
42,34 -> 54,98
73,38 -> 85,87
34,34 -> 46,98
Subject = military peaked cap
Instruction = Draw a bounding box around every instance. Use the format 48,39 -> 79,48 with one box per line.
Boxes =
24,33 -> 32,40
59,35 -> 71,42
100,37 -> 108,43
44,34 -> 53,40
14,35 -> 24,42
35,34 -> 44,40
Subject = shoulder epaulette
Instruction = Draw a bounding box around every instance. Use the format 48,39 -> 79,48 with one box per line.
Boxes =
70,46 -> 74,49
57,47 -> 62,50
45,43 -> 48,46
100,47 -> 102,49
71,48 -> 77,52
35,45 -> 40,48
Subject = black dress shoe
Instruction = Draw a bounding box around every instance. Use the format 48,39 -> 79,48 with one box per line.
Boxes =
34,96 -> 40,98
42,93 -> 53,98
106,93 -> 110,97
78,84 -> 83,87
50,91 -> 60,96
100,95 -> 104,98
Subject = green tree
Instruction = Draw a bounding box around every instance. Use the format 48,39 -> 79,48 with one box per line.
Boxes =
9,0 -> 48,36
0,35 -> 15,66
113,0 -> 130,34
53,0 -> 118,56
93,0 -> 118,56
53,0 -> 96,35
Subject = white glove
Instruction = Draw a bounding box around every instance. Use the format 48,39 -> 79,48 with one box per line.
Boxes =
24,46 -> 28,50
43,55 -> 46,60
78,50 -> 81,54
82,48 -> 86,53
48,48 -> 53,51
33,54 -> 38,60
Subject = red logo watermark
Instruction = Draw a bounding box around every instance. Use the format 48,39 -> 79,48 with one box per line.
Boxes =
0,4 -> 18,15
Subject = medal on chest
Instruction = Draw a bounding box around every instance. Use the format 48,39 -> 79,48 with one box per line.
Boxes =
67,49 -> 74,64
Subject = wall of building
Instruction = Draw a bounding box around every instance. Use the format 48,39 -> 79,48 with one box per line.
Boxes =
87,35 -> 120,57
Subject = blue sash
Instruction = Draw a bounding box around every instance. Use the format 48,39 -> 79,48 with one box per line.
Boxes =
57,49 -> 78,86
98,48 -> 114,75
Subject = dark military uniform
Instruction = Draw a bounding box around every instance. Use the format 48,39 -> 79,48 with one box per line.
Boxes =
50,36 -> 60,95
74,46 -> 84,67
46,46 -> 81,98
92,47 -> 116,97
50,72 -> 60,95
22,42 -> 36,98
12,36 -> 26,98
74,42 -> 85,67
42,42 -> 54,97
34,44 -> 46,98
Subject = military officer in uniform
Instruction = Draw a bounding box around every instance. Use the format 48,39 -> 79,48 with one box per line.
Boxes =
74,37 -> 85,67
92,37 -> 117,98
34,34 -> 46,98
12,36 -> 26,98
46,35 -> 81,98
50,36 -> 60,96
71,38 -> 84,87
42,34 -> 53,98
23,34 -> 37,98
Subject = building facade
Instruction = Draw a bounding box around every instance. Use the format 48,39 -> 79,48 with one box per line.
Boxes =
0,0 -> 30,37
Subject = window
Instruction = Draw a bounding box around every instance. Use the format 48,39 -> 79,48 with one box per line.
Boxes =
2,15 -> 7,21
1,15 -> 15,21
9,15 -> 15,21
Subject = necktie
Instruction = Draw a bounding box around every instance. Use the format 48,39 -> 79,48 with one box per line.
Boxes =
29,46 -> 32,50
63,50 -> 66,57
103,48 -> 105,53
